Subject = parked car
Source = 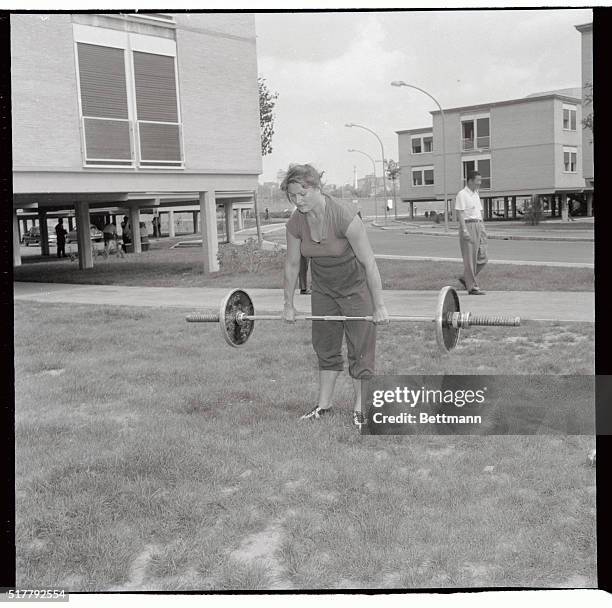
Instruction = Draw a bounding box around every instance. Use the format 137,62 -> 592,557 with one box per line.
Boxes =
66,224 -> 104,243
21,226 -> 56,247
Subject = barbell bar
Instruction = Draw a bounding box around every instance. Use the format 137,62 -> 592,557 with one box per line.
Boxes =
185,286 -> 521,352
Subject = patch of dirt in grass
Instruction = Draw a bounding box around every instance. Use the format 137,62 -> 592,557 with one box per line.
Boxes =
112,543 -> 162,591
552,574 -> 593,588
462,562 -> 497,585
284,478 -> 307,491
36,368 -> 65,377
229,520 -> 292,589
426,445 -> 456,457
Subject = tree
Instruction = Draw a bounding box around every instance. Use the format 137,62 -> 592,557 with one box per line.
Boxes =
582,81 -> 593,143
385,159 -> 401,219
259,77 -> 278,157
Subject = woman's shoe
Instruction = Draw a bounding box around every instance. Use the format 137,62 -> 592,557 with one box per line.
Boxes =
353,411 -> 367,428
300,406 -> 331,420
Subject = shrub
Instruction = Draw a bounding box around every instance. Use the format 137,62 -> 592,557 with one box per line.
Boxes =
523,196 -> 543,226
217,237 -> 285,273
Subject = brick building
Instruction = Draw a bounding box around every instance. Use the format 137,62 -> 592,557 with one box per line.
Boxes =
396,89 -> 588,220
12,13 -> 261,269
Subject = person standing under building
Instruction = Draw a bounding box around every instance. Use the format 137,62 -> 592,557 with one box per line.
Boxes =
120,216 -> 132,253
54,217 -> 67,258
102,218 -> 117,254
455,170 -> 488,295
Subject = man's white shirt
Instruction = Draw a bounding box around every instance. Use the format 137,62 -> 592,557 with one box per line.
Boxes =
455,186 -> 483,220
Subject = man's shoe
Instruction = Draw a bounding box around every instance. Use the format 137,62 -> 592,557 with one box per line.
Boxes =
300,289 -> 311,295
458,277 -> 467,290
300,406 -> 331,420
353,411 -> 367,428
468,288 -> 486,295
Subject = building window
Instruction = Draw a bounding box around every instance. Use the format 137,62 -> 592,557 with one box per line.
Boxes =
461,116 -> 490,151
77,43 -> 133,166
411,134 -> 433,154
563,104 -> 577,131
462,158 -> 491,189
74,27 -> 182,169
563,147 -> 577,172
412,166 -> 434,187
133,51 -> 182,167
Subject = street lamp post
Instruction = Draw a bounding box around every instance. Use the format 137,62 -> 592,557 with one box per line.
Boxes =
390,81 -> 448,232
345,123 -> 389,224
348,148 -> 378,221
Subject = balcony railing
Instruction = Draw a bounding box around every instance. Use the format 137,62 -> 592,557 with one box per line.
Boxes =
462,136 -> 490,151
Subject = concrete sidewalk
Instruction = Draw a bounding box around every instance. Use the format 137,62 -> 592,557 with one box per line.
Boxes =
14,282 -> 594,322
373,221 -> 594,243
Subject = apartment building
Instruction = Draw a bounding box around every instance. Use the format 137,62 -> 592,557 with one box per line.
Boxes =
396,90 -> 587,220
575,22 -> 593,198
12,12 -> 261,269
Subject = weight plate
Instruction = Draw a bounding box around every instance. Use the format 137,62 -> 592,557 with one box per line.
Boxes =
219,289 -> 255,348
435,286 -> 460,352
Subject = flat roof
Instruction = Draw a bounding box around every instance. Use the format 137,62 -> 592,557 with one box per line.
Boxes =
395,127 -> 432,135
429,92 -> 581,115
575,22 -> 592,32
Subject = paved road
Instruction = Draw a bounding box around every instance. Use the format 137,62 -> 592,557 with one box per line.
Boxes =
366,230 -> 593,264
14,282 -> 594,323
261,225 -> 593,265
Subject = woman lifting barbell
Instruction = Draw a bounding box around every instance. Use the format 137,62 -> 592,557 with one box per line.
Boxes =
280,163 -> 390,427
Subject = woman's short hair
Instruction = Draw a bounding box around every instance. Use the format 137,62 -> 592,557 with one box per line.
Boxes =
279,164 -> 325,192
466,170 -> 481,182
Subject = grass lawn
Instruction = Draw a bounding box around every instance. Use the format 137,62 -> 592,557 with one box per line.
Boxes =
15,301 -> 595,591
14,241 -> 594,292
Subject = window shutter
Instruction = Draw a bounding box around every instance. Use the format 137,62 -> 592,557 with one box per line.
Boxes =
77,43 -> 128,119
77,43 -> 131,163
133,51 -> 178,122
133,51 -> 181,164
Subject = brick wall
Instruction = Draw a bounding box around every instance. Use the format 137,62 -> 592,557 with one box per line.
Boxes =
11,14 -> 83,170
12,13 -> 262,179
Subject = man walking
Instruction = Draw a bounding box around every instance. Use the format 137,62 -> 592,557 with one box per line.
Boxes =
455,171 -> 488,295
54,217 -> 67,258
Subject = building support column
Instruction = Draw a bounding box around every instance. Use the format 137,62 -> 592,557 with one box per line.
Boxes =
75,202 -> 93,269
68,216 -> 74,231
193,210 -> 199,234
21,219 -> 28,235
409,202 -> 414,220
13,208 -> 22,266
129,206 -> 142,253
560,193 -> 569,222
224,202 -> 235,243
503,197 -> 509,219
586,192 -> 593,217
511,196 -> 517,219
236,209 -> 243,231
199,191 -> 219,273
38,210 -> 50,256
168,210 -> 175,238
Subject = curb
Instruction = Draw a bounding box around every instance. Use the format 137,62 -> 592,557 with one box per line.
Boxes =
372,221 -> 594,242
373,254 -> 593,269
399,228 -> 593,243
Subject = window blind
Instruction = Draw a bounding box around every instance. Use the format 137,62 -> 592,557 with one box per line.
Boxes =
77,43 -> 131,163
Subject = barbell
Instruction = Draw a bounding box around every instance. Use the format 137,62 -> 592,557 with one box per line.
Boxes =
185,286 -> 521,352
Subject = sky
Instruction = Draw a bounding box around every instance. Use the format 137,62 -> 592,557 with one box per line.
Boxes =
255,8 -> 592,185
